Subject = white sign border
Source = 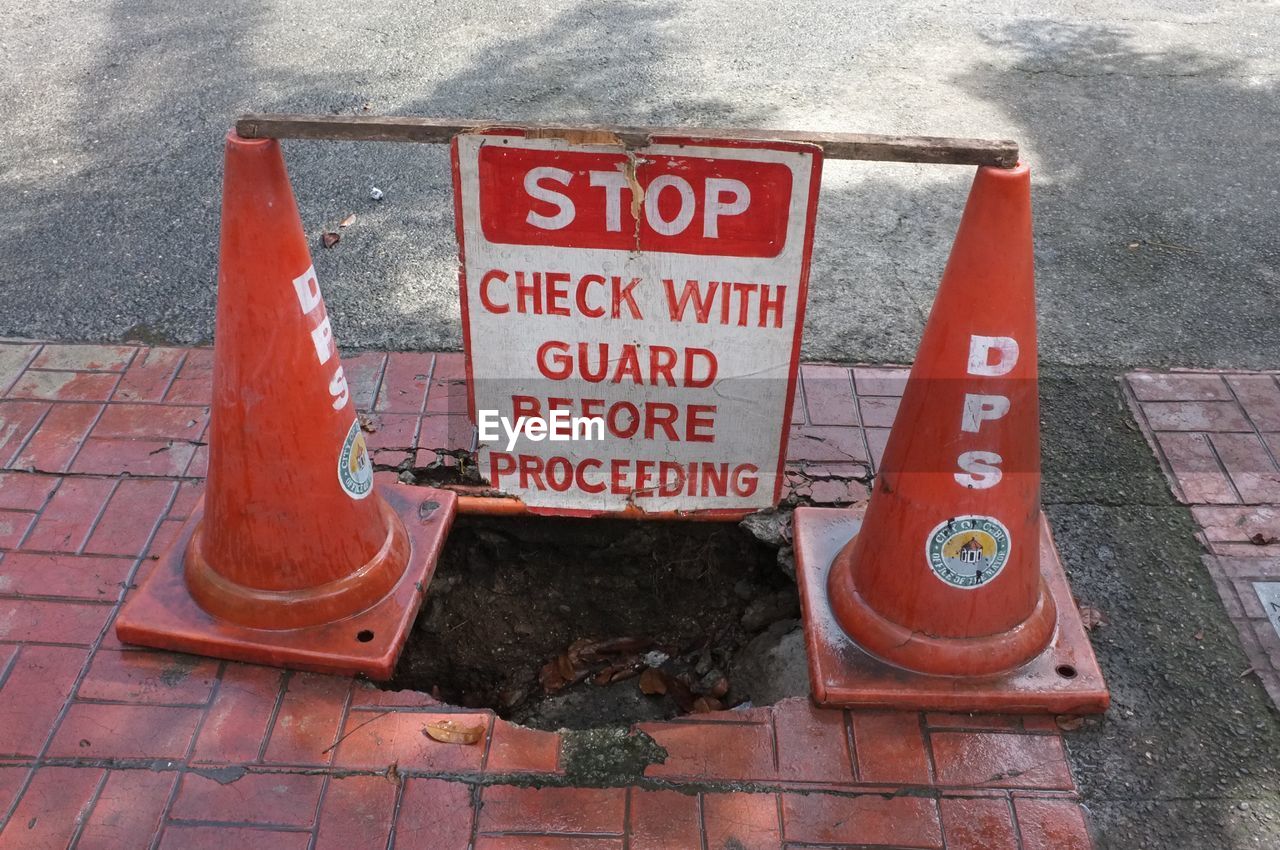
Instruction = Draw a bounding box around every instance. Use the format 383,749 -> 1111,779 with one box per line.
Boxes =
450,129 -> 824,517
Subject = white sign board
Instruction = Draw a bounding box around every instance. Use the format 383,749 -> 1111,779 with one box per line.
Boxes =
452,131 -> 822,515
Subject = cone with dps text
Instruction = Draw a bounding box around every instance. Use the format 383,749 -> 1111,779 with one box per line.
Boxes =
791,163 -> 1108,713
831,162 -> 1050,675
116,132 -> 456,679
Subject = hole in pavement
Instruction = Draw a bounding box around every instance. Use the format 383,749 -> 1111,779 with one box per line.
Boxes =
356,630 -> 375,643
384,515 -> 805,730
1056,664 -> 1078,679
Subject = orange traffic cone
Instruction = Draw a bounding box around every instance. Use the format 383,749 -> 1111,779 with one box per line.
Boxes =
116,132 -> 456,679
792,163 -> 1108,713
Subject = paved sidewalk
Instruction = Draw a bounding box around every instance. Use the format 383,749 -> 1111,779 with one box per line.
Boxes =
0,341 -> 1094,848
1126,370 -> 1280,709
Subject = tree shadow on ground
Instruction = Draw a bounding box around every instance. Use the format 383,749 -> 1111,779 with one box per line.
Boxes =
959,21 -> 1280,370
1,5 -> 1276,369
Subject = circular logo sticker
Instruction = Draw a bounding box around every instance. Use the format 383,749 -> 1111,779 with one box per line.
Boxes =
338,418 -> 373,500
925,515 -> 1011,589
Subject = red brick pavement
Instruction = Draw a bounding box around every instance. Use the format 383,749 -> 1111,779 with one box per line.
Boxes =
1127,370 -> 1280,710
0,342 -> 1095,848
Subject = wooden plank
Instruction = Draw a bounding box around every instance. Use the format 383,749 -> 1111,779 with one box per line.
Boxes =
234,114 -> 1019,167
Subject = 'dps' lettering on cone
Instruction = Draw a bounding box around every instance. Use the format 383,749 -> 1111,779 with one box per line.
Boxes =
116,132 -> 456,679
792,162 -> 1108,713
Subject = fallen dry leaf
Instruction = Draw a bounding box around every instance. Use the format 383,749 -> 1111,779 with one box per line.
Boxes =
692,696 -> 723,714
1194,630 -> 1205,641
594,658 -> 643,686
423,719 -> 485,745
639,668 -> 667,695
556,653 -> 575,681
386,761 -> 402,785
573,637 -> 653,664
608,664 -> 643,684
1250,532 -> 1280,545
1055,715 -> 1085,731
541,649 -> 593,694
321,231 -> 340,248
1078,604 -> 1105,631
709,676 -> 730,698
594,636 -> 653,654
358,413 -> 379,433
542,638 -> 656,694
340,213 -> 357,228
565,638 -> 595,666
539,659 -> 567,693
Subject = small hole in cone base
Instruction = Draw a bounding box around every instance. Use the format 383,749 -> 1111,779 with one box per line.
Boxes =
357,630 -> 375,643
1056,664 -> 1078,679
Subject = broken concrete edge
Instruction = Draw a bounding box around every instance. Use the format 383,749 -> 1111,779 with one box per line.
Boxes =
559,726 -> 669,786
373,452 -> 872,522
376,447 -> 861,598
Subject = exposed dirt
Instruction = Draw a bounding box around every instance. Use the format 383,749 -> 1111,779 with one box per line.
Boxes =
385,515 -> 799,730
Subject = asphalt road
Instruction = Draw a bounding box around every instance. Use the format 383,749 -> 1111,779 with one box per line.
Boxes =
3,2 -> 1279,847
3,1 -> 1278,366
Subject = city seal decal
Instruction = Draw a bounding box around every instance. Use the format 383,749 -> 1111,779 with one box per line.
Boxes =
925,515 -> 1011,589
338,418 -> 374,500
